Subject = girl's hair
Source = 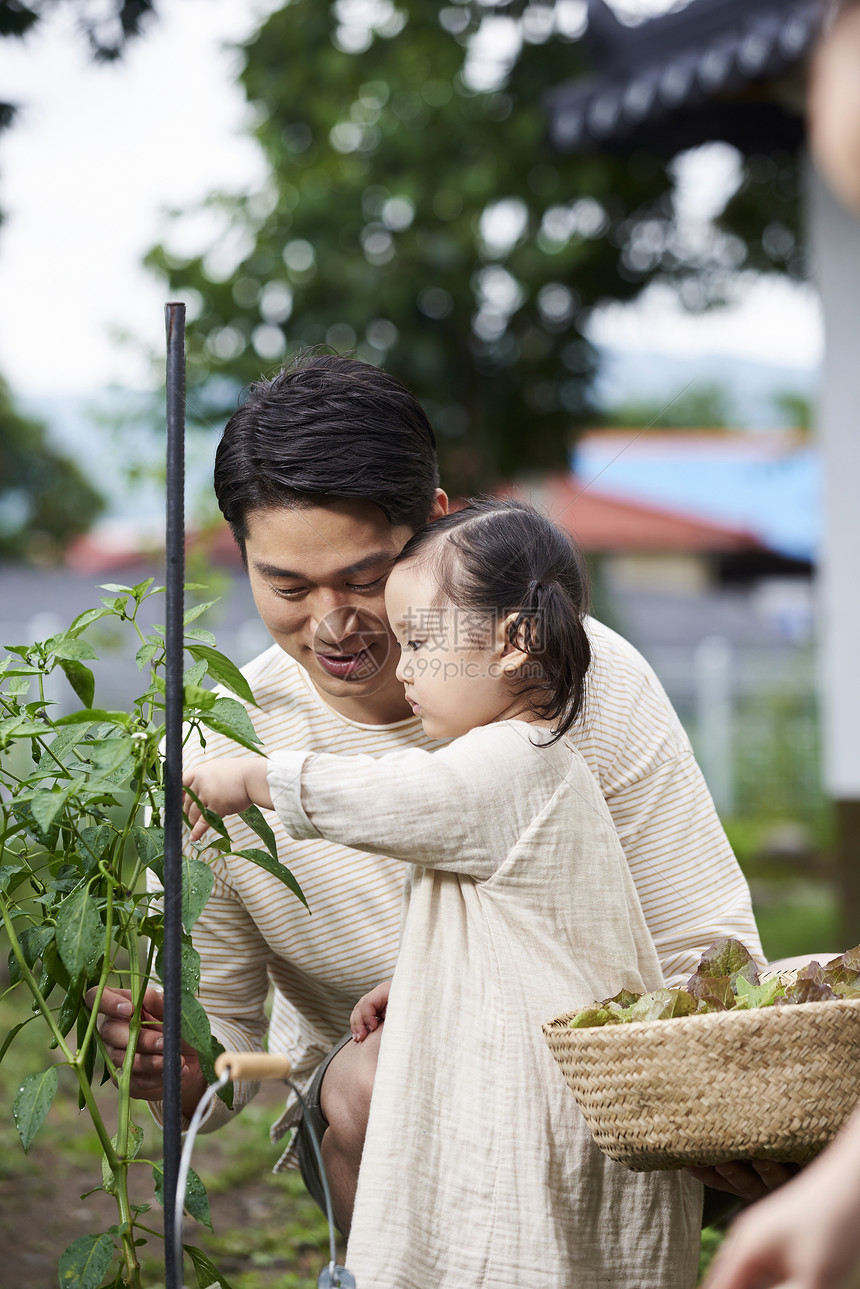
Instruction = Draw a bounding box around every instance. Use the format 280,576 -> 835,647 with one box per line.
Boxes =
396,497 -> 591,743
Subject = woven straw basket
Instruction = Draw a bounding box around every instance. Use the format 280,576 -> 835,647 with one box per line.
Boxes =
542,997 -> 860,1171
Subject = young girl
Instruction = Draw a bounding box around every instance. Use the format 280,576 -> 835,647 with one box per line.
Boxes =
184,498 -> 702,1289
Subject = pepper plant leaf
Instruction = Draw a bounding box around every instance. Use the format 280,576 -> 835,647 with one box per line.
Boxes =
14,1065 -> 58,1152
235,847 -> 308,910
185,644 -> 258,706
56,888 -> 104,981
30,787 -> 69,835
153,1162 -> 213,1231
197,697 -> 262,751
180,992 -> 232,1106
238,801 -> 279,863
183,1242 -> 237,1289
182,856 -> 215,932
57,1233 -> 115,1289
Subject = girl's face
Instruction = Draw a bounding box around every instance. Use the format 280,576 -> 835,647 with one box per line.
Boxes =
385,559 -> 524,740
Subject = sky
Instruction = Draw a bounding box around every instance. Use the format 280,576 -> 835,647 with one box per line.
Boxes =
0,0 -> 824,399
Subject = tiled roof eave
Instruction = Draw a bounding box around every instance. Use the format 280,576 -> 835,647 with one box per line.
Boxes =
547,0 -> 822,153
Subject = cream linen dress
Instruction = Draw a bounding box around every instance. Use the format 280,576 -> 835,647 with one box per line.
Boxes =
268,719 -> 703,1289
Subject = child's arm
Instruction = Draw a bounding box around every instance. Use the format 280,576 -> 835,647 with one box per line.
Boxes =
183,756 -> 272,842
266,723 -> 564,880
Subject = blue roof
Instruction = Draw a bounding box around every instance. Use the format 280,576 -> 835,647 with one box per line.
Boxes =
571,431 -> 819,562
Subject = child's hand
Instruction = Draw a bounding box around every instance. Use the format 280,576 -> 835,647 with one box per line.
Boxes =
183,756 -> 272,843
351,979 -> 392,1043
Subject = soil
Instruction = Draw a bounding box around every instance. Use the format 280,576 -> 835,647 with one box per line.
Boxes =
0,1080 -> 328,1289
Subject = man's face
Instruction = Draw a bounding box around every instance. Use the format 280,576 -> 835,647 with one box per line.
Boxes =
243,500 -> 417,724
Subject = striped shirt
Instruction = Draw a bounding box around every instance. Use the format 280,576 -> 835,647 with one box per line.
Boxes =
162,616 -> 763,1158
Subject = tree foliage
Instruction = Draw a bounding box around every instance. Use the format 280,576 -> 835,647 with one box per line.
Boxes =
604,381 -> 732,430
146,0 -> 807,495
146,0 -> 692,495
0,378 -> 106,560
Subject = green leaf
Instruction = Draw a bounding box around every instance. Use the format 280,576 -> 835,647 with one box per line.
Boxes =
76,824 -> 114,874
20,924 -> 55,969
156,939 -> 201,995
235,848 -> 308,910
198,697 -> 262,752
0,862 -> 26,892
695,938 -> 760,987
1,1015 -> 37,1066
14,1066 -> 58,1152
183,1242 -> 237,1289
185,627 -> 217,646
135,640 -> 159,670
239,802 -> 279,863
735,975 -> 781,1008
58,659 -> 96,708
184,683 -> 217,712
30,787 -> 69,835
0,715 -> 48,739
184,659 -> 209,687
186,645 -> 258,706
38,723 -> 91,770
180,993 -> 228,1096
131,824 -> 164,870
55,709 -> 129,728
628,988 -> 699,1023
56,889 -> 104,981
182,856 -> 215,931
568,1005 -> 625,1029
99,583 -> 133,593
58,1233 -> 115,1289
183,1167 -> 214,1230
183,600 -> 219,626
68,606 -> 113,634
53,638 -> 99,662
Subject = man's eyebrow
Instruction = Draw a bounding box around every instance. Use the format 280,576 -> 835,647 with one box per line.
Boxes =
251,550 -> 397,580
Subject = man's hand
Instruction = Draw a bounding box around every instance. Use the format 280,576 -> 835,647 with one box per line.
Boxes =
687,1159 -> 799,1203
86,985 -> 207,1118
351,979 -> 392,1042
183,756 -> 272,842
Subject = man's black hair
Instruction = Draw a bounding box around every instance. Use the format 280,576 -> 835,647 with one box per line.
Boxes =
214,352 -> 440,556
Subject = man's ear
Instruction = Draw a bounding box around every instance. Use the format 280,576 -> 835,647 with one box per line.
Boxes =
496,611 -> 531,676
429,489 -> 449,521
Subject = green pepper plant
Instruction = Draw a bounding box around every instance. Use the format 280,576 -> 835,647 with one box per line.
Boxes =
0,577 -> 305,1289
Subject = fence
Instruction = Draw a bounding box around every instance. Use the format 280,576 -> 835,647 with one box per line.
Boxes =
644,637 -> 824,826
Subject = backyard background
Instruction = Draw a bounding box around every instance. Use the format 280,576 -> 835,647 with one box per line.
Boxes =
0,0 -> 849,1285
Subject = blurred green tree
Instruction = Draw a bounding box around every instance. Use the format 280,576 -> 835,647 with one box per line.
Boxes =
144,0 -> 690,495
604,381 -> 733,429
145,0 -> 805,495
0,377 -> 105,559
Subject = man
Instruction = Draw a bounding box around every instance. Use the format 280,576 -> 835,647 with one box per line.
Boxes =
94,352 -> 769,1236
